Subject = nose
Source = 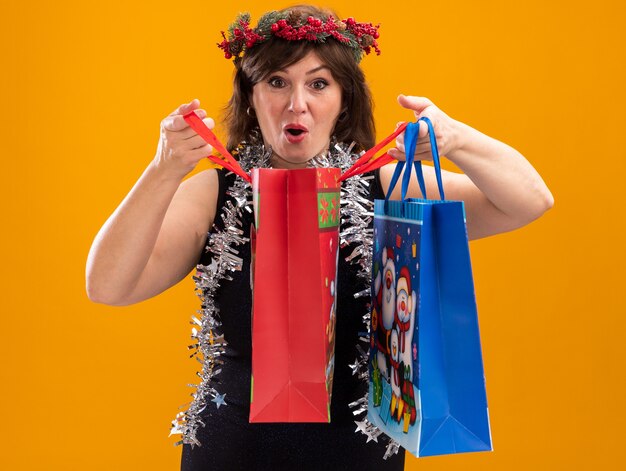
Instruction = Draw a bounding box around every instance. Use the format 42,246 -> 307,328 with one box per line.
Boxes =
288,87 -> 307,114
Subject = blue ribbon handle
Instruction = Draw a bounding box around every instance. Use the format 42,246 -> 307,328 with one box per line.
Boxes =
384,117 -> 446,202
401,122 -> 421,200
416,116 -> 445,201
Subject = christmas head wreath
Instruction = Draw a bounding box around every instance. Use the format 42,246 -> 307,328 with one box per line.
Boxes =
218,10 -> 381,64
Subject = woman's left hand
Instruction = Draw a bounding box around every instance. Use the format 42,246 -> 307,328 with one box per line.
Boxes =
383,94 -> 554,240
388,95 -> 459,161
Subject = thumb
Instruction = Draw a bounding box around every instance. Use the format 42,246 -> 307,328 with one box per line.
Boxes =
397,95 -> 432,114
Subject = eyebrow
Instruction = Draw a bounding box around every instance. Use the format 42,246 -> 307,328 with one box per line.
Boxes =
305,65 -> 331,75
276,65 -> 331,75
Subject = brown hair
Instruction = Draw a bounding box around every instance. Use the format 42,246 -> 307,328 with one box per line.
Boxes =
224,5 -> 376,152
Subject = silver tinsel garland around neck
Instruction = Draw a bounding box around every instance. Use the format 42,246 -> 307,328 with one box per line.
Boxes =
170,140 -> 399,459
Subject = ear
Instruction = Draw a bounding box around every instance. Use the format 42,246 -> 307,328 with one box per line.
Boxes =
246,92 -> 254,111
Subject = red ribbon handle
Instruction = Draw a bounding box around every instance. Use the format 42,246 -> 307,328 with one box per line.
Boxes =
338,122 -> 407,182
183,112 -> 252,183
184,110 -> 405,185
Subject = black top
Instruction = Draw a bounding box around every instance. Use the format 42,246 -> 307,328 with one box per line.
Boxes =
181,169 -> 405,471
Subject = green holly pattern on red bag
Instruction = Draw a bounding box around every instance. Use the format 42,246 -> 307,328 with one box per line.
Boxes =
318,191 -> 340,229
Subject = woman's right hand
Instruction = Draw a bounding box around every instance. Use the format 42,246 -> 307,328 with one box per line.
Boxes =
153,99 -> 215,180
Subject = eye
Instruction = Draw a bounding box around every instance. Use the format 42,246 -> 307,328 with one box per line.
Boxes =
267,76 -> 286,88
311,79 -> 329,90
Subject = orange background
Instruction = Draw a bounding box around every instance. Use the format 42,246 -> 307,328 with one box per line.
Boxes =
1,0 -> 624,469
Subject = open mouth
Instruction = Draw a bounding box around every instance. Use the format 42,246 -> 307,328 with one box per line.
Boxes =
284,125 -> 308,143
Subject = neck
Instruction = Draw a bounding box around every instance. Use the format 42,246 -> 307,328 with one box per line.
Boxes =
269,148 -> 330,169
269,152 -> 312,169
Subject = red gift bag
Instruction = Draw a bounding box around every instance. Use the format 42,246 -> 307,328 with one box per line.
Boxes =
182,112 -> 407,423
249,168 -> 340,422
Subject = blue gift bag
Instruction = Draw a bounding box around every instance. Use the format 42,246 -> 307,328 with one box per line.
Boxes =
367,118 -> 492,457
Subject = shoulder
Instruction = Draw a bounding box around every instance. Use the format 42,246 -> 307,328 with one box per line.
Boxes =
180,167 -> 219,191
176,169 -> 220,211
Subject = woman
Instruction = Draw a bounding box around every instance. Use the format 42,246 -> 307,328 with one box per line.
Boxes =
86,5 -> 552,470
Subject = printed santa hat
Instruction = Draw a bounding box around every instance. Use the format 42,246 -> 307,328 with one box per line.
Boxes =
383,247 -> 394,264
397,266 -> 411,293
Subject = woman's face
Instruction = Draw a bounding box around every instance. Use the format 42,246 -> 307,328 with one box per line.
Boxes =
251,51 -> 342,169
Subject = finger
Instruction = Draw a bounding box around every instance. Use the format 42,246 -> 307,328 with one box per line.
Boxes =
396,123 -> 437,153
392,140 -> 434,161
192,108 -> 207,120
417,120 -> 429,138
182,117 -> 215,140
388,147 -> 429,162
397,95 -> 433,114
184,133 -> 216,151
396,132 -> 404,147
165,108 -> 207,131
164,110 -> 212,132
409,143 -> 435,160
201,116 -> 215,130
187,144 -> 214,162
168,98 -> 200,117
175,126 -> 198,140
387,148 -> 405,162
162,114 -> 190,132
